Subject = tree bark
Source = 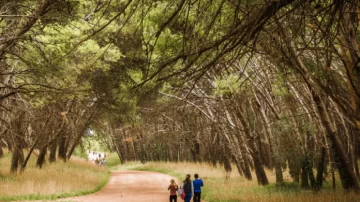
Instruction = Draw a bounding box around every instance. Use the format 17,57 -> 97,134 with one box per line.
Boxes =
58,134 -> 67,161
315,147 -> 326,189
66,110 -> 97,159
48,139 -> 57,163
21,137 -> 40,172
301,158 -> 309,189
10,112 -> 26,173
312,91 -> 359,190
10,148 -> 21,173
288,157 -> 301,182
223,102 -> 252,180
233,137 -> 252,180
274,16 -> 360,189
236,105 -> 269,185
36,146 -> 47,168
253,91 -> 283,183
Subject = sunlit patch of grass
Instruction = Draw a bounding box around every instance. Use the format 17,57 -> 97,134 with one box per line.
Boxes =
0,148 -> 109,201
123,161 -> 360,202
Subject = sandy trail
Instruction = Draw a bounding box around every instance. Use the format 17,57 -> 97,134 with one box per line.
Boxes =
57,170 -> 188,202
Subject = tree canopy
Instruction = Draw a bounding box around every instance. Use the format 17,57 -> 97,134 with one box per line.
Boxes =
1,0 -> 360,191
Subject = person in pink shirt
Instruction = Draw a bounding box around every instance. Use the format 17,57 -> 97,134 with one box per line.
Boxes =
168,179 -> 179,202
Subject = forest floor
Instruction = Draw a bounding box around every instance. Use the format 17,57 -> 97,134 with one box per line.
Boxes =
56,170 -> 203,202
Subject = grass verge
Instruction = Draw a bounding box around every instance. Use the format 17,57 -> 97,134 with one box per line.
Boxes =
122,161 -> 360,202
0,150 -> 109,201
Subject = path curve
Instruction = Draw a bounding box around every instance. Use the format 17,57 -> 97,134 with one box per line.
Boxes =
58,170 -> 182,202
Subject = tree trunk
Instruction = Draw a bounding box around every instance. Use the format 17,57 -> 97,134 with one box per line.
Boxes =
140,144 -> 148,164
7,141 -> 13,152
225,129 -> 249,179
66,135 -> 81,160
224,109 -> 253,180
21,137 -> 40,172
300,155 -> 316,189
315,147 -> 326,189
234,137 -> 252,180
67,111 -> 96,160
114,133 -> 126,164
305,155 -> 316,188
354,137 -> 360,179
257,137 -> 272,169
49,139 -> 57,163
167,144 -> 173,162
10,148 -> 21,173
0,147 -> 3,158
301,158 -> 309,189
288,157 -> 301,182
254,91 -> 283,183
223,156 -> 232,174
58,135 -> 67,161
36,146 -> 47,168
350,128 -> 360,179
236,105 -> 269,185
193,138 -> 201,162
312,91 -> 359,190
305,131 -> 316,189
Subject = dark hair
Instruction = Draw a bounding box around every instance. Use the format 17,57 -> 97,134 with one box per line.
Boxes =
194,173 -> 199,179
184,174 -> 191,182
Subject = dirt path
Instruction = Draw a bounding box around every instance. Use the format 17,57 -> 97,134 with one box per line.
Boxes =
58,170 -> 186,202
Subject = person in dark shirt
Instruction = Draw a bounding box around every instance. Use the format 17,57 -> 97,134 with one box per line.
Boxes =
182,174 -> 194,202
192,173 -> 204,202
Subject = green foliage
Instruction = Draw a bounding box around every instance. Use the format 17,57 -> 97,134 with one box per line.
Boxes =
213,74 -> 251,97
105,153 -> 121,169
73,147 -> 88,159
2,0 -> 360,193
272,76 -> 289,97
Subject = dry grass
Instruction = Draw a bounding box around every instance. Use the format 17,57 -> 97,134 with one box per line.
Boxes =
0,149 -> 108,200
129,161 -> 360,202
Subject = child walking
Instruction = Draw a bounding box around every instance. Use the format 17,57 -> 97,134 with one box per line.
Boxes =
168,179 -> 178,202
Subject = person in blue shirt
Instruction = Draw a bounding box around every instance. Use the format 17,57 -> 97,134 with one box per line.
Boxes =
192,173 -> 204,202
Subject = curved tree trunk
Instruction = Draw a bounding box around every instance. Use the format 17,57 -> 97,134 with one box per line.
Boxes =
233,136 -> 252,180
254,91 -> 283,183
236,105 -> 269,185
312,91 -> 359,190
21,137 -> 40,172
223,101 -> 252,180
